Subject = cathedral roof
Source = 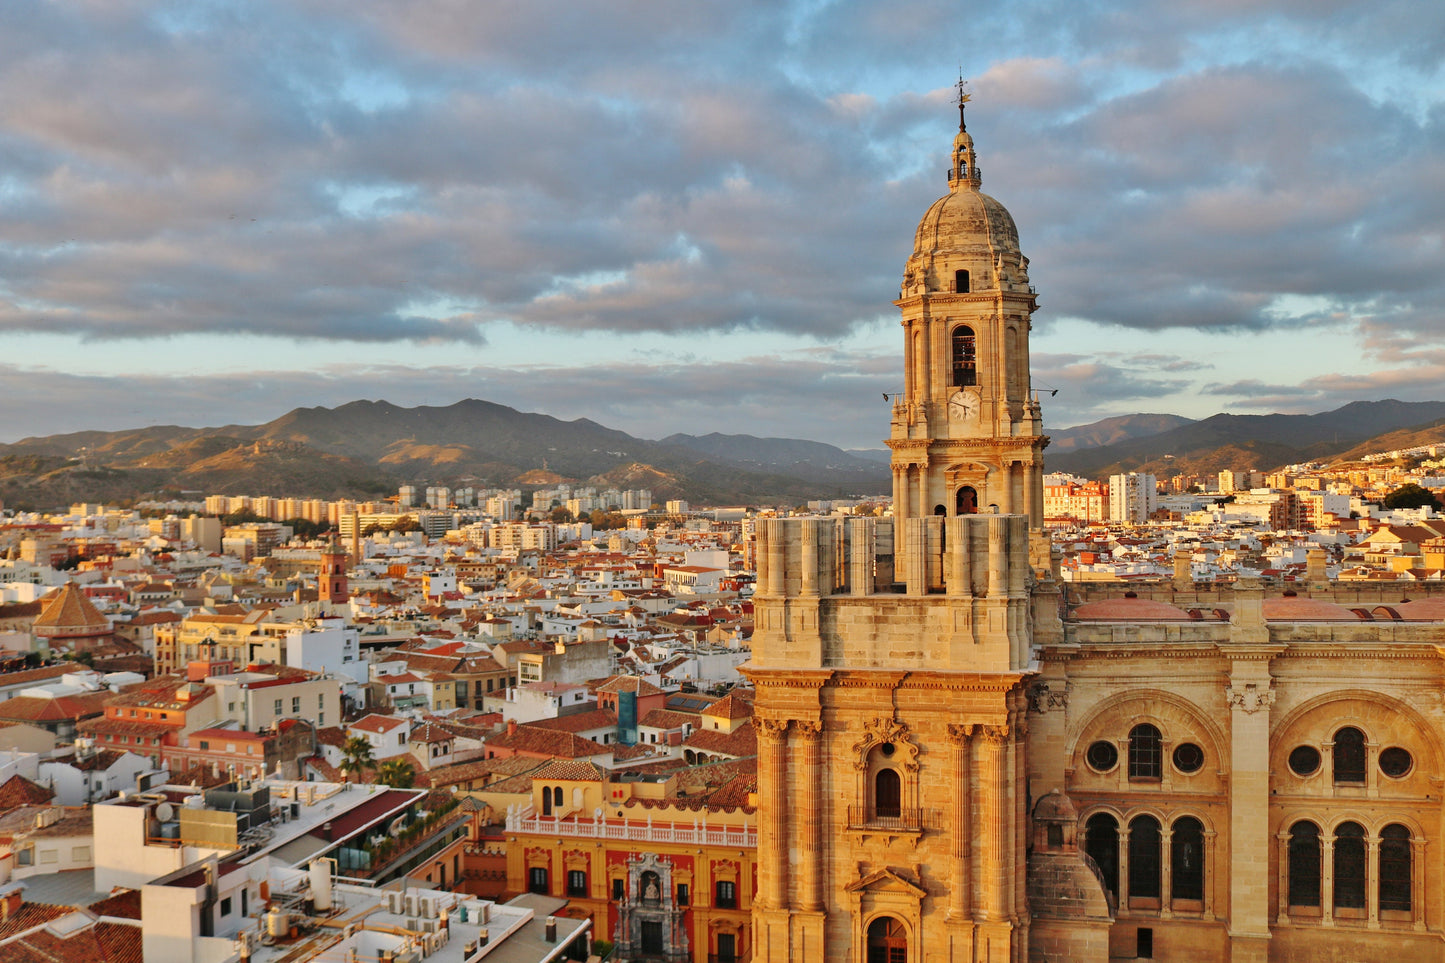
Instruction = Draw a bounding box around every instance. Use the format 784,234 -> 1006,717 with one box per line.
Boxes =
1391,597 -> 1445,621
1261,596 -> 1361,621
1070,597 -> 1194,621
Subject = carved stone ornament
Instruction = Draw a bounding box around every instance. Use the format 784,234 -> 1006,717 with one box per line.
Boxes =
793,720 -> 823,739
946,723 -> 975,746
975,724 -> 1010,745
1225,682 -> 1275,714
756,717 -> 791,740
851,717 -> 922,773
1028,681 -> 1068,714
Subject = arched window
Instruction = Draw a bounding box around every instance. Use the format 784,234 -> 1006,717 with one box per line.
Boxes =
1128,815 -> 1161,900
867,916 -> 908,963
954,269 -> 970,294
553,786 -> 564,807
1288,821 -> 1321,907
541,789 -> 552,815
1170,816 -> 1205,902
1083,813 -> 1119,899
1379,824 -> 1412,913
1333,821 -> 1367,911
1334,727 -> 1367,783
1128,724 -> 1163,781
952,326 -> 977,387
956,487 -> 978,515
874,768 -> 901,820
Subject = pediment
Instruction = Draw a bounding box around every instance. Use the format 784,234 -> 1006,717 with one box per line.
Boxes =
844,868 -> 927,899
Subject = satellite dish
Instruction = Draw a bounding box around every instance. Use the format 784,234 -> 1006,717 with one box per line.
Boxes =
156,802 -> 175,821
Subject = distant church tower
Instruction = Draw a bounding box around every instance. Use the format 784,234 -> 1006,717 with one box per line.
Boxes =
744,86 -> 1047,963
319,537 -> 350,605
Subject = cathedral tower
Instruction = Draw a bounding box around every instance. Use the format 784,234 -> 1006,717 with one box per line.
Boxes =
890,83 -> 1046,551
744,89 -> 1042,963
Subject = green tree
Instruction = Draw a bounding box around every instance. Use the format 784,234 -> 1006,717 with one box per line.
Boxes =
389,516 -> 421,533
550,506 -> 574,524
221,508 -> 265,525
1382,483 -> 1438,510
284,517 -> 330,538
376,758 -> 416,788
340,736 -> 376,782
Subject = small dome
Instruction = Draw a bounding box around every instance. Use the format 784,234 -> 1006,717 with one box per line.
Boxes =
1032,788 -> 1078,822
1390,598 -> 1445,621
1071,597 -> 1194,622
1261,596 -> 1362,621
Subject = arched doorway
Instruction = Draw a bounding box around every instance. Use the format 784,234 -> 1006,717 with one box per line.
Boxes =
867,916 -> 908,963
956,487 -> 978,515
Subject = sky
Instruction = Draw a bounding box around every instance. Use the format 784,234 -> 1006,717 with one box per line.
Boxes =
1,0 -> 1443,451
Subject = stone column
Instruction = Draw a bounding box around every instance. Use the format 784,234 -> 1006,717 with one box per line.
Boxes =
946,724 -> 974,920
1366,833 -> 1380,928
987,515 -> 1007,598
795,721 -> 823,912
1321,834 -> 1334,925
1411,837 -> 1427,931
1160,824 -> 1174,919
765,521 -> 786,598
999,462 -> 1015,515
1021,463 -> 1037,526
800,520 -> 819,597
1275,831 -> 1290,925
974,725 -> 1010,920
1204,829 -> 1218,920
756,718 -> 791,909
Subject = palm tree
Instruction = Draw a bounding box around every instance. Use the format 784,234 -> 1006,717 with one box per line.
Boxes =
376,758 -> 416,789
340,736 -> 375,782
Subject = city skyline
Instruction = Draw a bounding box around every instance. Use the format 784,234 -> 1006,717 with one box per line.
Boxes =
2,0 -> 1443,448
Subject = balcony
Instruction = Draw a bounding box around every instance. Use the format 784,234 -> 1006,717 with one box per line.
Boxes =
507,806 -> 757,848
845,805 -> 934,841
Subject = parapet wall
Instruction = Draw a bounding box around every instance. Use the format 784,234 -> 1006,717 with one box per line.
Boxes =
751,515 -> 1036,673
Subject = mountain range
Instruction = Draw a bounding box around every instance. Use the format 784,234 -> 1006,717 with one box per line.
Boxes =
2,398 -> 1443,512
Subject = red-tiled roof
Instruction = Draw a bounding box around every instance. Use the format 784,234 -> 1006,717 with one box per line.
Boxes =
0,692 -> 111,724
702,693 -> 752,721
683,721 -> 756,759
0,773 -> 55,808
528,708 -> 618,734
532,759 -> 606,781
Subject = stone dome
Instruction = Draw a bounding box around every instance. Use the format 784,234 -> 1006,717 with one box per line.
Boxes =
910,187 -> 1020,260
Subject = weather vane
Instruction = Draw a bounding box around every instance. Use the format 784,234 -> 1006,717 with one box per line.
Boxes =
956,70 -> 971,131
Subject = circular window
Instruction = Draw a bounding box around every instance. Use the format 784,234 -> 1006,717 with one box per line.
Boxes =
879,742 -> 895,757
1172,742 -> 1205,774
1085,740 -> 1118,772
1288,745 -> 1321,777
1379,746 -> 1413,778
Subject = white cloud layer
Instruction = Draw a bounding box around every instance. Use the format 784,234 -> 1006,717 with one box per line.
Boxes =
1,0 -> 1443,446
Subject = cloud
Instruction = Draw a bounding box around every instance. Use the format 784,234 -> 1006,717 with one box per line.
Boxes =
1,0 -> 1444,443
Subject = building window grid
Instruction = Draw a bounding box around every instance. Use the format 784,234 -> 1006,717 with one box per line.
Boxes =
1283,818 -> 1419,924
1083,809 -> 1216,918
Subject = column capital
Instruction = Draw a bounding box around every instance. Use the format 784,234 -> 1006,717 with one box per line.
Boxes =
976,724 -> 1010,745
757,717 -> 791,740
946,723 -> 975,746
793,720 -> 823,739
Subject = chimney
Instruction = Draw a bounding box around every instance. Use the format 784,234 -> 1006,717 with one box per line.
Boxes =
506,719 -> 517,737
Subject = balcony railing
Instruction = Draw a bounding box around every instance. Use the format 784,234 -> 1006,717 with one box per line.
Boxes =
845,806 -> 933,833
507,806 -> 756,848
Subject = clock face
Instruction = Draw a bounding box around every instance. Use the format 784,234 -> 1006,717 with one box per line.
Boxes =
950,389 -> 981,421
